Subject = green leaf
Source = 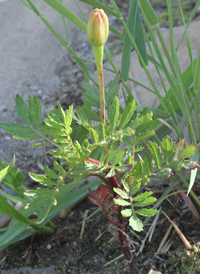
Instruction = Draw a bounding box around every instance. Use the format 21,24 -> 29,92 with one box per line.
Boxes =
113,187 -> 129,199
0,123 -> 33,136
121,0 -> 148,81
139,0 -> 159,27
44,166 -> 59,179
121,208 -> 132,217
79,0 -> 120,18
129,215 -> 143,231
112,150 -> 125,166
46,129 -> 65,136
44,0 -> 87,32
135,208 -> 157,216
161,136 -> 173,151
129,113 -> 151,130
43,179 -> 100,225
188,152 -> 199,195
29,173 -> 56,187
0,157 -> 15,183
119,100 -> 136,130
133,191 -> 153,201
29,141 -> 50,146
105,75 -> 120,107
194,49 -> 200,93
113,198 -> 131,206
105,168 -> 115,178
48,112 -> 63,124
65,105 -> 73,132
134,196 -> 156,207
178,144 -> 197,160
91,129 -> 99,143
0,222 -> 32,251
0,195 -> 30,224
28,95 -> 41,130
15,95 -> 30,125
109,97 -> 119,134
147,141 -> 163,169
135,130 -> 154,143
82,83 -> 100,108
45,119 -> 64,130
84,109 -> 101,122
131,183 -> 141,194
57,102 -> 65,123
54,161 -> 67,178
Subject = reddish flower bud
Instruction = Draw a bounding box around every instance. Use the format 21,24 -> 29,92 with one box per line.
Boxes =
87,8 -> 109,47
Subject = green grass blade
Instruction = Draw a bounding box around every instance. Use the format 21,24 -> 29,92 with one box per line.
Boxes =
79,0 -> 120,17
0,157 -> 15,184
194,49 -> 200,94
42,180 -> 100,225
0,195 -> 30,224
19,0 -> 37,13
176,0 -> 200,51
121,0 -> 148,81
178,0 -> 193,64
93,0 -> 103,9
139,0 -> 159,27
187,151 -> 199,195
43,0 -> 87,32
0,223 -> 32,251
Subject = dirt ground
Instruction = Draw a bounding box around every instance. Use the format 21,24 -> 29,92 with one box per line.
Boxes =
0,0 -> 200,273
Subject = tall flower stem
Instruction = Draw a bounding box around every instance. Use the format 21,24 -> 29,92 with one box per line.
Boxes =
93,45 -> 105,125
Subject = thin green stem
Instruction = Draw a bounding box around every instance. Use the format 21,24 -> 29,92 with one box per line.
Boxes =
32,128 -> 60,149
93,46 -> 106,125
155,26 -> 177,77
59,0 -> 68,43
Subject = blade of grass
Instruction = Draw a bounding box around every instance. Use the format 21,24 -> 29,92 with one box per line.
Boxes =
121,0 -> 148,81
176,170 -> 200,208
110,0 -> 170,115
176,0 -> 200,51
188,151 -> 199,195
78,0 -> 120,18
59,0 -> 68,43
43,0 -> 87,32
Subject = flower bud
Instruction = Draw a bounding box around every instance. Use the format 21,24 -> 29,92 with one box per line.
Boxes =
87,8 -> 109,47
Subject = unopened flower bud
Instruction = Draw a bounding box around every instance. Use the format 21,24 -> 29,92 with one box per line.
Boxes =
87,8 -> 109,47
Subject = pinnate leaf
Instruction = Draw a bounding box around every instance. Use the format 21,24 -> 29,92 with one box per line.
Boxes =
133,191 -> 153,201
119,100 -> 135,130
121,208 -> 132,217
44,166 -> 59,179
113,198 -> 131,206
113,187 -> 129,199
15,95 -> 30,125
134,196 -> 156,207
161,136 -> 173,151
28,95 -> 41,130
147,141 -> 163,168
135,208 -> 157,216
29,173 -> 56,187
109,96 -> 119,134
178,144 -> 197,160
129,215 -> 143,231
